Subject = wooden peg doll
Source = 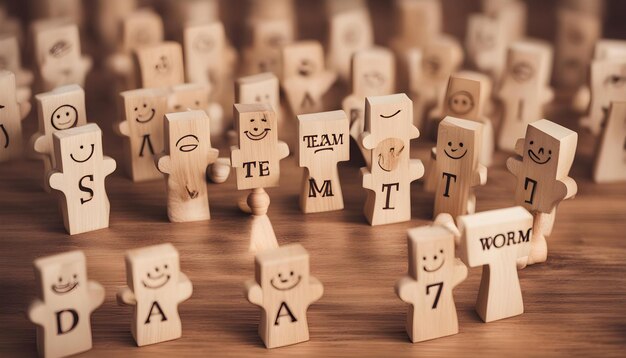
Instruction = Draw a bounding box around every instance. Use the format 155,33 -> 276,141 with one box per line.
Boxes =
506,119 -> 577,267
465,14 -> 507,84
156,110 -> 219,223
134,41 -> 185,89
0,71 -> 31,162
0,35 -> 34,94
457,206 -> 532,322
395,213 -> 467,342
28,250 -> 105,358
241,17 -> 295,76
497,40 -> 554,152
48,124 -> 116,235
31,20 -> 92,92
116,87 -> 168,182
325,0 -> 373,83
30,85 -> 87,191
117,243 -> 193,346
360,94 -> 424,226
281,41 -> 337,115
343,47 -> 395,166
298,110 -> 349,213
593,101 -> 626,183
430,117 -> 487,218
95,0 -> 137,52
245,244 -> 323,348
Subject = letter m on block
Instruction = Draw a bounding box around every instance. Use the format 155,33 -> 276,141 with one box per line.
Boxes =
308,178 -> 333,198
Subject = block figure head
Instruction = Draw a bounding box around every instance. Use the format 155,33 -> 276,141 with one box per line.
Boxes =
34,21 -> 81,67
556,9 -> 599,82
34,250 -> 88,305
135,42 -> 184,88
352,47 -> 395,97
185,22 -> 225,61
36,85 -> 87,135
53,123 -> 104,171
236,72 -> 280,114
0,70 -> 19,119
421,38 -> 463,82
255,244 -> 309,298
282,41 -> 325,79
364,93 -> 413,143
0,35 -> 22,73
122,9 -> 164,52
164,110 -> 212,163
466,14 -> 505,72
121,87 -> 168,132
443,75 -> 481,120
126,243 -> 180,297
590,60 -> 626,113
298,110 -> 349,168
407,226 -> 455,282
168,83 -> 210,113
523,119 -> 578,179
502,41 -> 553,93
234,103 -> 278,149
436,116 -> 483,169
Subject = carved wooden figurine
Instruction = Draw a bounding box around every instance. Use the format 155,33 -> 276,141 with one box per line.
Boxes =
32,20 -> 91,91
0,71 -> 31,162
481,0 -> 527,44
343,47 -> 395,166
594,101 -> 626,183
0,35 -> 34,93
579,60 -> 626,136
281,41 -> 337,115
156,110 -> 219,223
134,41 -> 184,89
28,250 -> 105,358
361,94 -> 424,226
507,119 -> 577,268
48,124 -> 116,235
497,40 -> 554,152
184,21 -> 228,94
396,213 -> 467,343
465,13 -> 507,84
245,244 -> 324,348
457,206 -> 532,322
298,110 -> 349,213
117,243 -> 193,346
241,17 -> 295,76
31,85 -> 88,191
116,87 -> 168,182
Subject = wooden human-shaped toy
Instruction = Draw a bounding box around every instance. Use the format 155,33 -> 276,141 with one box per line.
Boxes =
298,110 -> 349,213
389,0 -> 442,53
156,110 -> 219,223
32,20 -> 91,91
360,94 -> 424,226
428,117 -> 487,219
28,251 -> 105,358
396,214 -> 467,342
281,41 -> 337,115
134,41 -> 184,89
117,243 -> 193,347
497,40 -> 554,152
465,14 -> 507,84
0,71 -> 31,162
0,35 -> 34,92
343,47 -> 395,166
241,17 -> 295,76
506,119 -> 578,267
31,85 -> 87,191
594,101 -> 626,183
245,244 -> 324,349
579,60 -> 626,136
481,0 -> 527,44
457,206 -> 532,322
167,82 -> 225,140
116,87 -> 168,182
184,22 -> 231,96
48,124 -> 116,235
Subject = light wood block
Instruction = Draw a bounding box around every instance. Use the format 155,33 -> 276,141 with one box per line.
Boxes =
497,40 -> 554,151
236,72 -> 280,115
482,0 -> 527,43
0,35 -> 34,89
395,214 -> 467,343
183,21 -> 228,93
0,71 -> 30,162
465,14 -> 507,82
48,124 -> 116,235
156,110 -> 219,223
28,250 -> 105,358
116,87 -> 168,182
389,0 -> 442,51
135,41 -> 184,89
241,17 -> 295,76
593,101 -> 626,183
580,60 -> 626,135
457,206 -> 533,322
298,110 -> 349,213
360,94 -> 424,225
32,0 -> 84,27
245,244 -> 323,349
117,243 -> 193,347
281,41 -> 337,115
95,0 -> 137,51
168,83 -> 211,114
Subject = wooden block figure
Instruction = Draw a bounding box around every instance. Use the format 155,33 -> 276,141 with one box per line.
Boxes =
183,22 -> 227,93
506,119 -> 577,267
156,110 -> 219,223
117,243 -> 193,346
580,60 -> 626,136
28,250 -> 105,358
31,85 -> 87,191
497,40 -> 554,152
594,101 -> 626,183
343,47 -> 395,166
482,0 -> 527,44
245,244 -> 323,349
465,14 -> 507,83
236,72 -> 280,115
0,71 -> 31,162
116,88 -> 168,182
32,20 -> 91,92
395,214 -> 467,342
95,0 -> 137,52
241,17 -> 295,76
430,117 -> 487,218
389,0 -> 442,52
134,41 -> 184,89
0,35 -> 34,91
360,94 -> 424,226
457,206 -> 532,322
48,124 -> 116,235
298,110 -> 349,213
281,41 -> 337,115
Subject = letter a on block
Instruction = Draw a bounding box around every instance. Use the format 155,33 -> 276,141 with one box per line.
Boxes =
28,250 -> 105,358
457,206 -> 533,322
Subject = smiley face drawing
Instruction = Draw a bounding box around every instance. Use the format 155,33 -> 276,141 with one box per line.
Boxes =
363,71 -> 385,89
444,141 -> 467,160
422,248 -> 445,273
70,143 -> 95,163
244,113 -> 271,141
448,91 -> 474,116
270,270 -> 302,291
51,104 -> 78,130
298,58 -> 316,77
511,61 -> 535,83
142,263 -> 171,289
526,140 -> 552,165
134,102 -> 156,124
51,272 -> 79,294
193,33 -> 215,53
376,137 -> 405,172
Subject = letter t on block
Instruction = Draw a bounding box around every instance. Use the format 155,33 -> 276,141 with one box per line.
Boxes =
456,206 -> 532,322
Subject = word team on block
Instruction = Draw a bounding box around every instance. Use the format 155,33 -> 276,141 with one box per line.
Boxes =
594,101 -> 626,183
117,243 -> 193,347
245,244 -> 324,349
0,70 -> 30,162
28,251 -> 105,358
298,110 -> 349,213
457,206 -> 533,322
135,41 -> 185,89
